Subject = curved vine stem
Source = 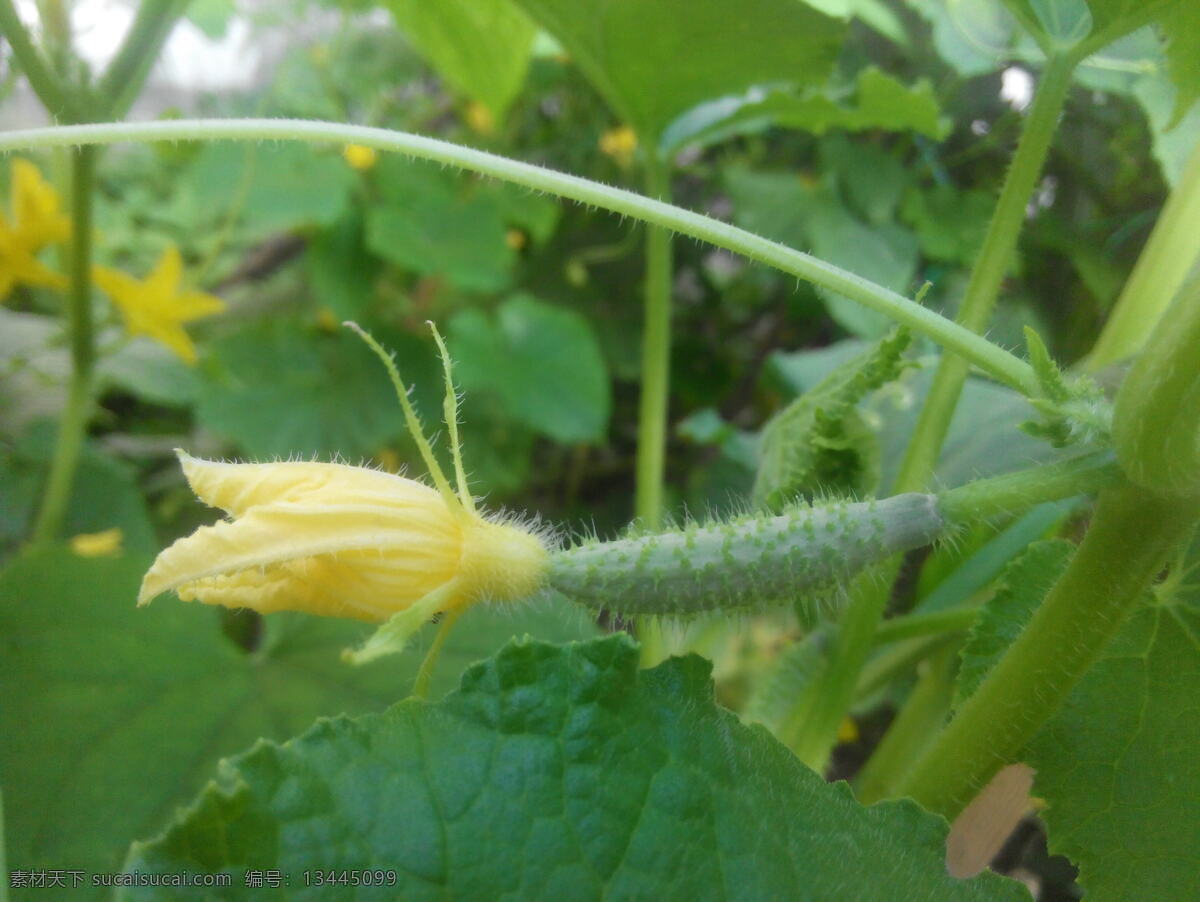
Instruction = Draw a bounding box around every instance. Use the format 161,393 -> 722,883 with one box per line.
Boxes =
0,118 -> 1038,394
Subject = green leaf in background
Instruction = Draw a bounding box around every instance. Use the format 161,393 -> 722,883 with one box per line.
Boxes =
901,184 -> 996,265
0,309 -> 68,432
1028,602 -> 1200,901
822,135 -> 911,226
305,213 -> 380,321
1132,75 -> 1200,187
725,168 -> 920,337
510,0 -> 845,143
195,319 -> 404,459
0,547 -> 598,897
185,0 -> 235,39
809,205 -> 920,337
905,0 -> 1026,76
1004,0 -> 1198,122
806,0 -> 908,43
366,157 -> 516,292
0,425 -> 156,554
384,0 -> 536,120
122,635 -> 1029,902
661,67 -> 948,154
450,293 -> 610,443
186,143 -> 356,241
954,539 -> 1074,707
99,338 -> 202,407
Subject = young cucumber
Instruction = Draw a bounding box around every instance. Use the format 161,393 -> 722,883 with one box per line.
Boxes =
548,493 -> 944,615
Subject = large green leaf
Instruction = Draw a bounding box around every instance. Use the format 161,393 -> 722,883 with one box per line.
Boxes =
661,67 -> 948,154
305,213 -> 381,321
510,0 -> 844,143
450,294 -> 611,443
0,547 -> 598,897
122,635 -> 1028,901
938,529 -> 1200,900
384,0 -> 536,119
1029,603 -> 1200,900
195,319 -> 404,460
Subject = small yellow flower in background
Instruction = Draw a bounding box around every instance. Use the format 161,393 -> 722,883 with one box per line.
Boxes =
837,716 -> 860,744
464,101 -> 496,135
139,322 -> 551,673
599,125 -> 638,167
93,246 -> 225,365
0,158 -> 71,300
342,143 -> 377,171
70,527 -> 124,557
505,228 -> 527,251
315,306 -> 339,332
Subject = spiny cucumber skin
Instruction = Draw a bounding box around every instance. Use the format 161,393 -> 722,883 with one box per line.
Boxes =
548,493 -> 944,616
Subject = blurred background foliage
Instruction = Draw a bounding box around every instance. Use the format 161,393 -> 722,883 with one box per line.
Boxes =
0,0 -> 1194,895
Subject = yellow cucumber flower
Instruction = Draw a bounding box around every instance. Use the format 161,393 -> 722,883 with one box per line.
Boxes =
0,159 -> 71,300
139,323 -> 551,669
93,246 -> 225,364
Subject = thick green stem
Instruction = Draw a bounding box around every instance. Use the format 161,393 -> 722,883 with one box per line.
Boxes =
937,451 -> 1121,523
31,147 -> 95,544
0,0 -> 76,119
633,159 -> 673,666
900,483 -> 1198,819
0,118 -> 1037,394
1088,139 -> 1200,369
788,569 -> 895,769
855,644 -> 956,804
785,56 -> 1076,771
872,606 -> 977,645
635,158 -> 673,527
894,54 -> 1075,491
1112,278 -> 1200,495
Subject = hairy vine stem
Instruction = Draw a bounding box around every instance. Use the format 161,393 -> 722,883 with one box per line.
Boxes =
0,118 -> 1039,395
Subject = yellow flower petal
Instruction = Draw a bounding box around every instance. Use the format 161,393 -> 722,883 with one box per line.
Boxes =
138,498 -> 459,606
92,247 -> 224,364
177,451 -> 436,517
11,159 -> 70,249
